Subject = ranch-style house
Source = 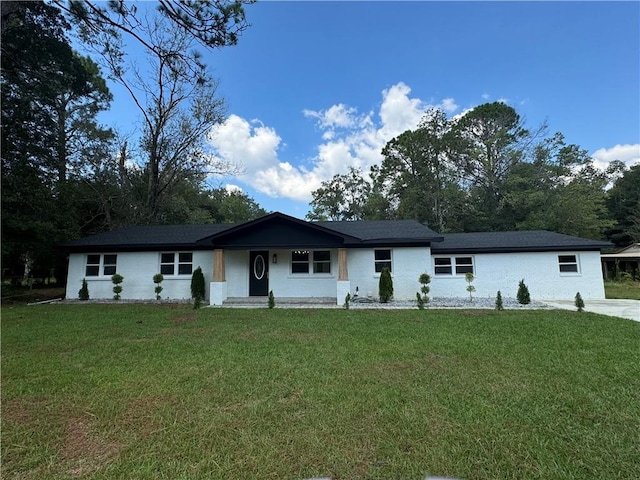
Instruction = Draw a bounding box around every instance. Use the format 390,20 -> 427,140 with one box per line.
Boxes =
63,212 -> 611,305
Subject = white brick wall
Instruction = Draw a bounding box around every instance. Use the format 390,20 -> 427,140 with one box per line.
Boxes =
66,251 -> 212,301
430,251 -> 605,300
67,248 -> 606,301
347,247 -> 433,301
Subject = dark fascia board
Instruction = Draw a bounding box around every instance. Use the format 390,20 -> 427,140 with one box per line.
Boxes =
196,211 -> 363,246
62,244 -> 214,253
432,245 -> 609,255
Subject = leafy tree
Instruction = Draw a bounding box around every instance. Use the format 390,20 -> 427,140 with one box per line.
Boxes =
379,267 -> 393,303
307,167 -> 371,221
451,102 -> 532,231
375,109 -> 463,230
1,1 -> 113,280
607,163 -> 640,246
503,133 -> 613,239
56,1 -> 251,223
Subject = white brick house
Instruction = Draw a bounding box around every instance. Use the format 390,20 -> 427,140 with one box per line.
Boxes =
63,212 -> 611,304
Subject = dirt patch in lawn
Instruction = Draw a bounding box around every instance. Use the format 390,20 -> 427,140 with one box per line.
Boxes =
2,397 -> 34,425
63,416 -> 122,478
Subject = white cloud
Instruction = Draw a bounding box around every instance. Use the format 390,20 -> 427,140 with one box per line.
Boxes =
207,82 -> 461,203
439,97 -> 459,113
591,144 -> 640,169
225,184 -> 243,193
207,114 -> 281,172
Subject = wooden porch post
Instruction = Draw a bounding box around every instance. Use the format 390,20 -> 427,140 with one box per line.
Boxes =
213,249 -> 225,282
338,248 -> 348,281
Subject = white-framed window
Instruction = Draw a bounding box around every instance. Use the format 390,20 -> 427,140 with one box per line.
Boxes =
374,249 -> 392,273
85,254 -> 117,277
434,256 -> 474,275
313,250 -> 331,273
558,254 -> 579,273
160,252 -> 193,275
291,250 -> 331,274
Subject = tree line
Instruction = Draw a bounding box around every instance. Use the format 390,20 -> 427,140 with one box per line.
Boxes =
1,0 -> 260,283
307,103 -> 639,247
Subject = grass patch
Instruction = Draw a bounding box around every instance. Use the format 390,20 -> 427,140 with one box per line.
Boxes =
2,305 -> 639,479
605,280 -> 640,300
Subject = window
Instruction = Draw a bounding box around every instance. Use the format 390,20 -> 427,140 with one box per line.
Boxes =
455,257 -> 474,274
434,256 -> 474,275
85,254 -> 117,277
313,251 -> 331,273
434,257 -> 452,275
291,250 -> 332,274
160,252 -> 193,275
375,249 -> 392,273
558,255 -> 579,273
291,250 -> 310,274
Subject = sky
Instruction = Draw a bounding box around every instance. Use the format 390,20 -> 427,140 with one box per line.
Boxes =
101,1 -> 640,219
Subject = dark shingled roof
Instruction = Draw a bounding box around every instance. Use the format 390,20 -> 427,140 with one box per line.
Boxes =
60,213 -> 611,254
315,220 -> 443,245
62,224 -> 235,251
61,215 -> 443,251
431,230 -> 612,254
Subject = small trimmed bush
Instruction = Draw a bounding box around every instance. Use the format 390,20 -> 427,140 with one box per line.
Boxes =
344,292 -> 351,310
495,290 -> 504,311
379,267 -> 393,303
418,273 -> 431,304
575,292 -> 585,312
416,292 -> 425,310
153,273 -> 164,301
517,279 -> 531,305
465,272 -> 476,302
191,267 -> 205,309
268,290 -> 275,309
78,278 -> 90,301
111,273 -> 124,300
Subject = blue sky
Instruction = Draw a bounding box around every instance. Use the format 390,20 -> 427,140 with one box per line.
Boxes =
102,1 -> 640,218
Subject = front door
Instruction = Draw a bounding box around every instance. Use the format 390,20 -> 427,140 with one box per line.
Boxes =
249,250 -> 269,296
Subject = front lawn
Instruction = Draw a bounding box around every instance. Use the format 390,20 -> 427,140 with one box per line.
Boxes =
2,305 -> 639,479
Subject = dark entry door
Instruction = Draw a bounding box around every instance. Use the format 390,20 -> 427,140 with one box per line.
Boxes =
249,251 -> 269,296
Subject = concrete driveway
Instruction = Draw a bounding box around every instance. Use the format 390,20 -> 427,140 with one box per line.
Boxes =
541,299 -> 640,322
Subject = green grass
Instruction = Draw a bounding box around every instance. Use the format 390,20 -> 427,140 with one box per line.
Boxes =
605,280 -> 640,300
2,305 -> 639,479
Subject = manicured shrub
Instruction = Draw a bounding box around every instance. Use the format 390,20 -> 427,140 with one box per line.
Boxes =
465,272 -> 476,302
268,290 -> 275,309
344,292 -> 351,310
495,290 -> 504,311
153,273 -> 164,300
378,267 -> 393,303
416,292 -> 425,310
418,273 -> 431,304
111,273 -> 124,300
575,292 -> 585,312
191,267 -> 205,309
78,278 -> 90,301
517,279 -> 531,305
